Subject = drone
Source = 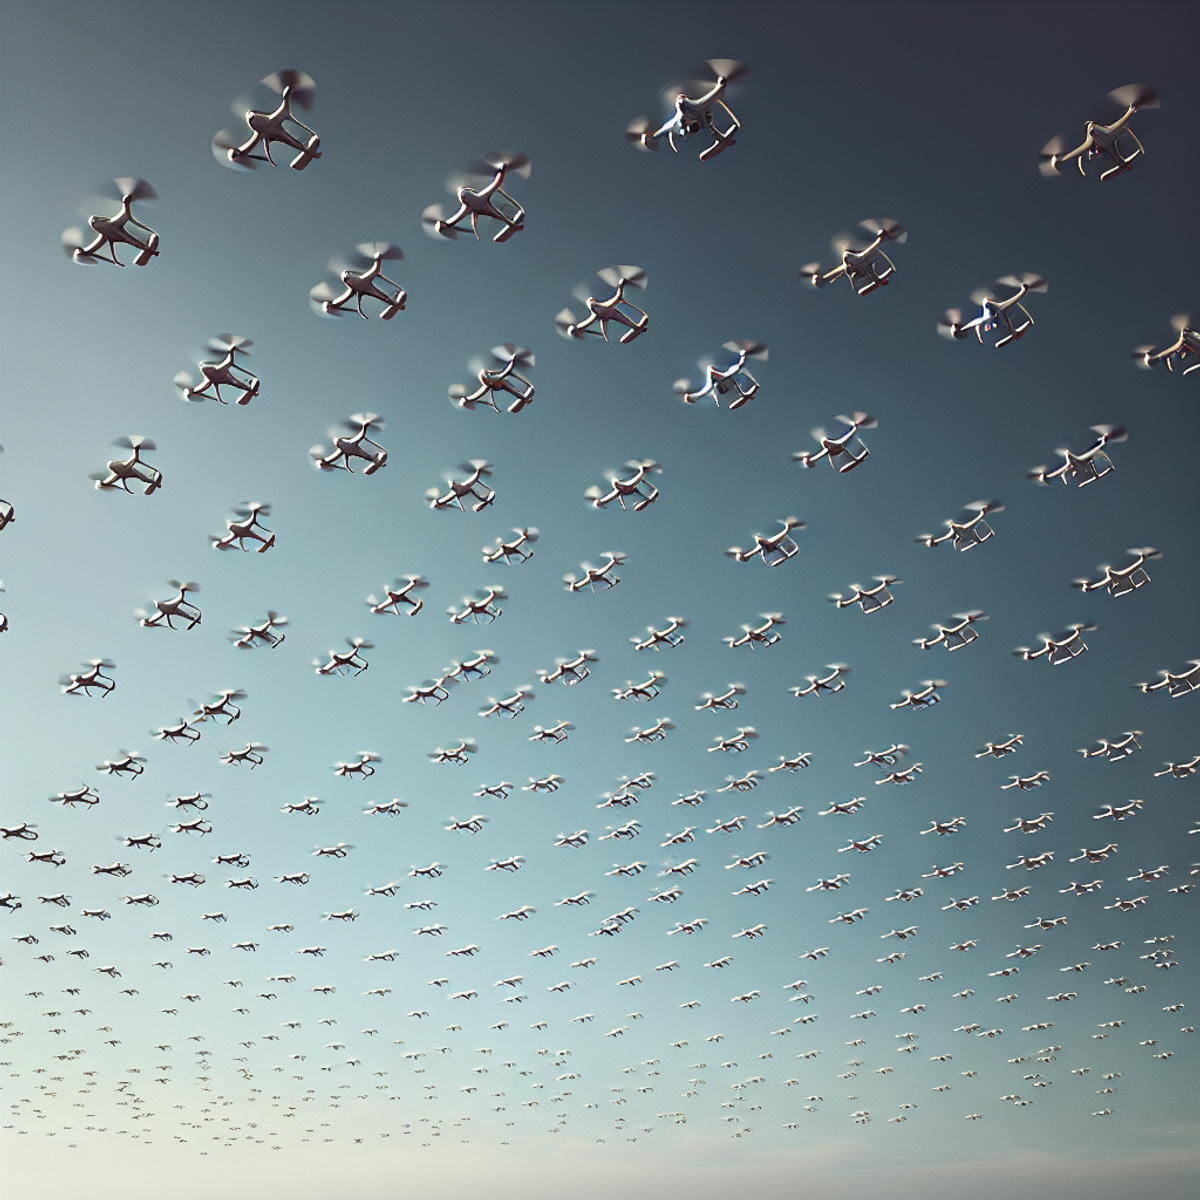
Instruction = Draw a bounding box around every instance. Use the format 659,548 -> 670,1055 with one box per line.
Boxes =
423,152 -> 529,243
96,751 -> 146,777
1072,548 -> 1160,597
939,274 -> 1047,347
484,527 -> 538,565
428,461 -> 495,512
62,178 -> 159,266
793,413 -> 876,472
565,552 -> 626,593
175,336 -> 259,404
368,576 -> 429,617
726,517 -> 805,566
450,346 -> 535,413
891,680 -> 946,710
918,499 -> 1003,551
829,577 -> 900,614
626,59 -> 749,160
1039,84 -> 1159,180
915,611 -> 988,651
791,664 -> 850,699
191,689 -> 246,724
801,220 -> 907,295
90,436 -> 162,494
587,459 -> 662,511
1135,659 -> 1200,698
1013,622 -> 1096,666
230,611 -> 288,649
1133,313 -> 1199,375
556,267 -> 648,344
211,502 -> 275,552
1027,425 -> 1126,486
724,613 -> 785,649
314,638 -> 374,677
674,341 -> 767,408
311,413 -> 388,474
448,587 -> 506,625
136,581 -> 202,630
61,659 -> 116,698
214,70 -> 321,170
633,617 -> 687,650
311,244 -> 406,319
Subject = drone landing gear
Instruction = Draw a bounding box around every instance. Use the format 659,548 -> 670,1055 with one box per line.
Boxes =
290,135 -> 322,171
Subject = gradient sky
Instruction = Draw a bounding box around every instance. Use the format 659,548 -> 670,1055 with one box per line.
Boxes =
1,2 -> 1198,1198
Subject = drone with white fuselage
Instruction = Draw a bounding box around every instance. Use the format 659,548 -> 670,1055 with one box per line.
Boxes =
556,267 -> 648,344
311,244 -> 405,319
626,60 -> 749,161
175,336 -> 259,404
423,153 -> 529,244
939,275 -> 1047,347
1133,314 -> 1199,375
90,437 -> 162,495
801,220 -> 906,295
311,414 -> 388,475
1039,84 -> 1159,181
1028,425 -> 1126,487
62,179 -> 159,267
674,341 -> 767,408
213,71 -> 321,171
450,346 -> 535,413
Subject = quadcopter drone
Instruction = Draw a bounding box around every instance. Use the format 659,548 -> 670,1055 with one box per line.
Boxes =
311,413 -> 388,475
1027,425 -> 1126,487
90,437 -> 162,495
450,345 -> 535,413
917,499 -> 1003,551
427,461 -> 495,512
1013,622 -> 1096,666
556,267 -> 648,344
211,502 -> 275,552
311,243 -> 406,319
727,517 -> 805,566
1039,84 -> 1159,181
938,275 -> 1047,348
175,336 -> 259,404
801,220 -> 907,296
62,178 -> 159,267
586,460 -> 662,511
1133,314 -> 1199,375
423,153 -> 529,243
213,70 -> 321,171
136,581 -> 202,631
1072,548 -> 1160,598
626,59 -> 749,161
674,341 -> 767,408
793,413 -> 876,472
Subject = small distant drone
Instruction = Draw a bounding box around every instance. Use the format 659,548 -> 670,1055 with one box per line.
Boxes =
211,502 -> 275,552
311,413 -> 388,475
1039,84 -> 1159,181
917,499 -> 1003,551
450,346 -> 535,413
938,275 -> 1047,348
230,612 -> 288,649
892,680 -> 946,711
1027,425 -> 1126,487
587,460 -> 662,511
368,576 -> 429,616
90,437 -> 162,495
175,336 -> 259,404
311,244 -> 406,320
62,178 -> 159,267
427,461 -> 495,512
1133,314 -> 1199,375
915,611 -> 988,651
829,577 -> 900,614
556,267 -> 648,344
565,552 -> 626,593
448,588 -> 506,625
423,153 -> 529,243
213,70 -> 321,171
791,664 -> 850,699
1013,623 -> 1096,666
626,59 -> 749,161
61,659 -> 116,698
136,581 -> 201,631
1135,660 -> 1200,698
484,528 -> 538,565
793,413 -> 876,472
727,517 -> 805,566
314,639 -> 373,677
801,220 -> 907,295
674,341 -> 767,408
1073,548 -> 1160,598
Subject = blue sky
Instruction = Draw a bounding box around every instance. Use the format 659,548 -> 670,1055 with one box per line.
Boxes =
1,2 -> 1198,1197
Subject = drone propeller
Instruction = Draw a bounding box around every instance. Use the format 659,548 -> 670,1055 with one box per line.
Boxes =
212,130 -> 257,171
597,265 -> 647,291
996,272 -> 1048,294
965,498 -> 1003,514
693,58 -> 751,86
554,308 -> 580,339
262,69 -> 316,109
1108,83 -> 1159,111
490,344 -> 535,369
723,339 -> 768,360
346,637 -> 374,651
309,281 -> 343,317
173,370 -> 202,397
968,287 -> 995,307
232,502 -> 270,518
836,413 -> 877,430
458,459 -> 493,475
422,204 -> 455,239
798,262 -> 825,286
625,117 -> 659,151
671,377 -> 697,396
858,217 -> 907,244
113,435 -> 156,451
60,227 -> 95,261
207,334 -> 253,354
1038,135 -> 1065,176
472,151 -> 531,179
937,308 -> 963,338
830,231 -> 859,255
1131,343 -> 1155,366
166,580 -> 200,593
348,412 -> 385,432
356,241 -> 402,262
1089,424 -> 1127,443
1170,312 -> 1192,332
111,178 -> 158,203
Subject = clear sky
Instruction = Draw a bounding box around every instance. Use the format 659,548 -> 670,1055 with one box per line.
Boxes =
1,2 -> 1198,1198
